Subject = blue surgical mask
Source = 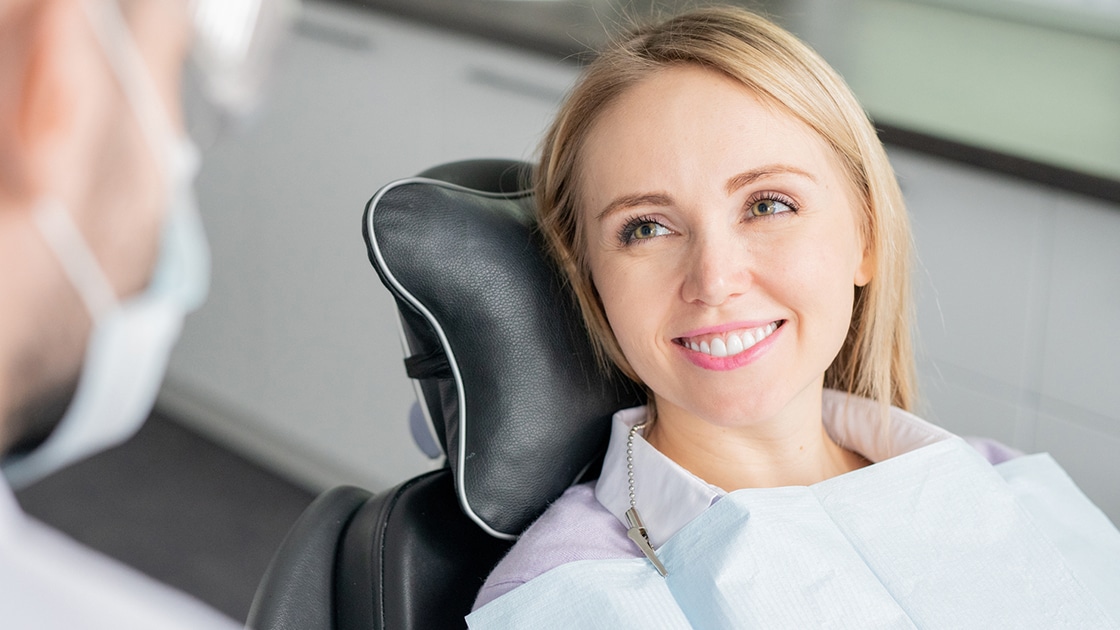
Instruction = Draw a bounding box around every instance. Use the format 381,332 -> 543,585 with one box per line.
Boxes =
2,2 -> 211,487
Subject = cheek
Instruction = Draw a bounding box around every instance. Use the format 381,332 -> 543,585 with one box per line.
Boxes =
85,108 -> 165,297
761,215 -> 855,310
591,262 -> 641,346
785,231 -> 861,348
589,254 -> 669,366
130,1 -> 191,131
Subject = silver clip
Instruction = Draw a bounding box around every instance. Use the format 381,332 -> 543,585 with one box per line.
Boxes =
626,507 -> 668,577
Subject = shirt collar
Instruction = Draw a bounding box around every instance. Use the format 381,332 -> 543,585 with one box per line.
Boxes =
594,389 -> 957,548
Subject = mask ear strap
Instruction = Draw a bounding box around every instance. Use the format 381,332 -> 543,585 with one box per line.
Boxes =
79,0 -> 174,163
33,199 -> 119,320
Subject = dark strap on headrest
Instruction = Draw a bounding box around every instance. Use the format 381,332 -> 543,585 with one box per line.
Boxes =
404,351 -> 452,380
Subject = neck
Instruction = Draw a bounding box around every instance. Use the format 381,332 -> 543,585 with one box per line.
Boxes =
645,386 -> 867,491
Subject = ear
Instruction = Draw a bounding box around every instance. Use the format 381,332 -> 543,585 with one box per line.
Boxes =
854,241 -> 875,288
0,0 -> 85,207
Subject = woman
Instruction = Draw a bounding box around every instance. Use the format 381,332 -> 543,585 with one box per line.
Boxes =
468,6 -> 1119,627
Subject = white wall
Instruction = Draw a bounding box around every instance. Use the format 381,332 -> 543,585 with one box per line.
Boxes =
164,2 -> 1119,524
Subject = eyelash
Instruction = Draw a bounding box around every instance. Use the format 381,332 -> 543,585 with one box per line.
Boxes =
745,191 -> 799,217
617,214 -> 664,245
615,192 -> 800,246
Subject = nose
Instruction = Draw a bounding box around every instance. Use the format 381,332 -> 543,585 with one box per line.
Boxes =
679,230 -> 752,306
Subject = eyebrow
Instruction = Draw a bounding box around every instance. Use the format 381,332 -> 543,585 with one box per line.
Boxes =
724,164 -> 816,195
595,193 -> 673,220
594,164 -> 816,220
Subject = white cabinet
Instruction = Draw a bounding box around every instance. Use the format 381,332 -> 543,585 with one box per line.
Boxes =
893,146 -> 1120,522
1041,195 -> 1120,421
162,2 -> 578,491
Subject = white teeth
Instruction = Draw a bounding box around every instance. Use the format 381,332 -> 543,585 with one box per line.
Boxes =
684,322 -> 780,358
710,337 -> 727,357
726,334 -> 743,355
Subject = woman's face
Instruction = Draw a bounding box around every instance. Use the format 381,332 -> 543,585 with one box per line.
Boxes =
580,65 -> 872,430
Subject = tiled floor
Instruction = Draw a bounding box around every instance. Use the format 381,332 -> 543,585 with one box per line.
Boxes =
15,411 -> 317,623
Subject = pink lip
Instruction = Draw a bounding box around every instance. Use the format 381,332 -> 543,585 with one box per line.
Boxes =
674,320 -> 784,372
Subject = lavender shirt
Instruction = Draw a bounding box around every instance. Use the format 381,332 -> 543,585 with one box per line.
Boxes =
472,391 -> 1022,611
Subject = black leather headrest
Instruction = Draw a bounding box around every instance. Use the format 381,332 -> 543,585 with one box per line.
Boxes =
363,159 -> 642,539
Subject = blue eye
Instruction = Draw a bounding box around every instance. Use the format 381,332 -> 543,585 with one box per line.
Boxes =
749,197 -> 793,217
620,217 -> 670,244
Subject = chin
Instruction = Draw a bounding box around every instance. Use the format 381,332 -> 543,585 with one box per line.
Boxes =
661,372 -> 826,429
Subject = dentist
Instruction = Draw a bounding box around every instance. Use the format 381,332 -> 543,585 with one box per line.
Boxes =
0,0 -> 291,626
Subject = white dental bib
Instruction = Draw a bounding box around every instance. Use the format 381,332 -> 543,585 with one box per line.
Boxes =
467,436 -> 1120,628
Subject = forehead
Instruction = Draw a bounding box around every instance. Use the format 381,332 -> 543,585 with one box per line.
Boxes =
578,65 -> 849,210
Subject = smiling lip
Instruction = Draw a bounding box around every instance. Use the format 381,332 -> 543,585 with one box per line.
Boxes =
674,320 -> 784,371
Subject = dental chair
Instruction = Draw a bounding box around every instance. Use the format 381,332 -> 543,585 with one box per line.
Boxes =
245,159 -> 643,630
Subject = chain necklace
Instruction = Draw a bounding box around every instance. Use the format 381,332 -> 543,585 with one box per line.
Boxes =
624,422 -> 668,576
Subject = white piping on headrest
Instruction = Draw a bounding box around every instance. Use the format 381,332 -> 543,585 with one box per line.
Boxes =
366,175 -> 532,541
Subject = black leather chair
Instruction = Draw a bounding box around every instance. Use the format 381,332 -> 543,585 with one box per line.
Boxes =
246,159 -> 642,630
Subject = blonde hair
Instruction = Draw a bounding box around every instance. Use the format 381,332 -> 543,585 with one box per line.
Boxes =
536,5 -> 916,413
